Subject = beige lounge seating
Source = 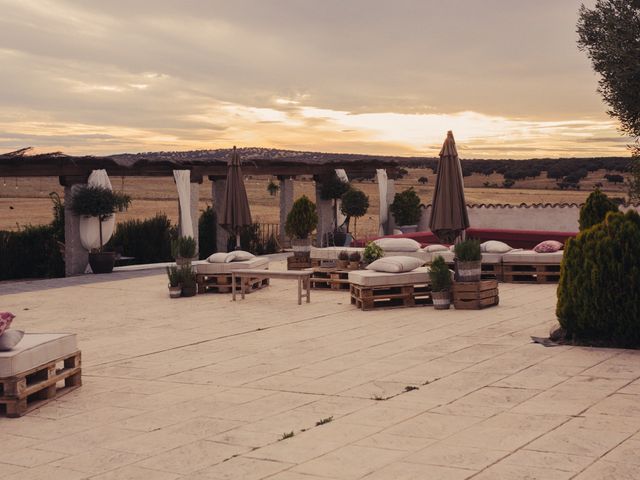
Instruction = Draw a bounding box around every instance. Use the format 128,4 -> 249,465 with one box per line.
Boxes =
311,247 -> 429,263
502,250 -> 564,264
195,256 -> 269,274
0,333 -> 78,378
348,267 -> 430,287
502,249 -> 563,283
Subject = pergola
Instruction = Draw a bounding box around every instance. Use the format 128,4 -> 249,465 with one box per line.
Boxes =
0,148 -> 401,275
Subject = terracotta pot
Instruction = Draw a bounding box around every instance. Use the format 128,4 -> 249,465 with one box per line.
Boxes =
432,290 -> 451,310
456,260 -> 482,282
168,285 -> 182,298
89,252 -> 116,274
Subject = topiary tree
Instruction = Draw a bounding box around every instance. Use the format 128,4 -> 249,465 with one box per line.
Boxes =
198,205 -> 217,259
390,188 -> 422,226
579,189 -> 618,231
557,210 -> 640,347
285,195 -> 318,239
418,176 -> 429,185
319,172 -> 350,230
340,188 -> 369,237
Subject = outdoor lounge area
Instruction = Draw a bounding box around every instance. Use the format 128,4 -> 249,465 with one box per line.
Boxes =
1,259 -> 640,479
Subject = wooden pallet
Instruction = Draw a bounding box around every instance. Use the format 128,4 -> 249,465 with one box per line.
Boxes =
502,263 -> 560,284
310,267 -> 351,290
0,351 -> 82,418
350,283 -> 433,310
196,273 -> 269,294
452,280 -> 499,310
288,256 -> 312,270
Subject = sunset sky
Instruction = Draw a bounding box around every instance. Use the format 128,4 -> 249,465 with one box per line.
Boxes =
0,0 -> 631,159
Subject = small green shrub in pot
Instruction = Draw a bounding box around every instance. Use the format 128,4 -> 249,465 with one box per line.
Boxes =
172,236 -> 197,265
454,239 -> 481,282
166,266 -> 182,298
178,265 -> 197,297
340,188 -> 369,238
286,195 -> 318,256
389,188 -> 422,231
429,256 -> 452,310
349,251 -> 361,268
337,250 -> 349,269
363,242 -> 384,264
579,189 -> 618,231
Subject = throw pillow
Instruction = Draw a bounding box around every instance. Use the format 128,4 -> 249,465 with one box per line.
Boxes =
0,312 -> 15,336
366,256 -> 423,273
373,238 -> 421,252
424,244 -> 449,252
481,240 -> 513,254
225,250 -> 255,262
207,253 -> 229,263
0,330 -> 24,351
533,240 -> 563,253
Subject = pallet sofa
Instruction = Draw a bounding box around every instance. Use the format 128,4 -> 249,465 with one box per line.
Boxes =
195,257 -> 270,294
0,333 -> 81,417
348,267 -> 432,310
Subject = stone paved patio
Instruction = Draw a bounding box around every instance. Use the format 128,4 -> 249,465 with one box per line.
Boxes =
1,260 -> 639,479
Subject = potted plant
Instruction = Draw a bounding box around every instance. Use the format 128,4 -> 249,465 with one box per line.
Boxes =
337,250 -> 349,269
348,251 -> 361,269
429,255 -> 452,310
362,242 -> 384,265
166,265 -> 182,298
285,195 -> 318,257
172,236 -> 197,266
340,188 -> 369,240
179,265 -> 197,297
454,239 -> 482,282
69,185 -> 131,274
390,188 -> 422,233
320,172 -> 351,245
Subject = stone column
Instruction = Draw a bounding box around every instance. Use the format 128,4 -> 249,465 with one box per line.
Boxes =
314,178 -> 334,247
60,176 -> 88,276
189,179 -> 201,253
210,176 -> 229,253
386,179 -> 396,234
278,176 -> 294,247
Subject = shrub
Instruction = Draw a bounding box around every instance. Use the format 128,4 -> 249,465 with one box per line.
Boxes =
285,196 -> 318,239
177,265 -> 197,289
320,172 -> 350,229
363,242 -> 384,264
110,214 -> 174,264
198,206 -> 217,259
267,180 -> 279,196
338,250 -> 349,261
502,178 -> 515,189
454,239 -> 481,262
418,176 -> 429,184
557,210 -> 640,347
0,225 -> 64,280
172,236 -> 197,259
340,188 -> 369,234
429,256 -> 452,292
349,251 -> 361,262
166,266 -> 180,287
579,189 -> 619,231
390,188 -> 422,226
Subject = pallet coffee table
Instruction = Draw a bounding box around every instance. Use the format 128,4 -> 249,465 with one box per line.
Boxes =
232,269 -> 312,305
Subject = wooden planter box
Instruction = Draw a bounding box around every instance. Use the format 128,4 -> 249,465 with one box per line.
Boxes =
350,283 -> 432,311
288,256 -> 312,270
0,351 -> 82,418
452,280 -> 499,310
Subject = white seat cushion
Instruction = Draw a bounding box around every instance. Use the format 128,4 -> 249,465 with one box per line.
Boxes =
349,267 -> 430,287
427,251 -> 503,264
384,250 -> 430,262
424,244 -> 450,253
374,238 -> 421,252
481,240 -> 513,253
0,333 -> 78,378
366,256 -> 423,273
502,250 -> 564,264
310,247 -> 364,260
196,256 -> 269,274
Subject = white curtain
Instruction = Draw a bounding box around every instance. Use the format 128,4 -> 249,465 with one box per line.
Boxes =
335,168 -> 349,228
79,170 -> 116,251
376,169 -> 388,236
173,170 -> 194,238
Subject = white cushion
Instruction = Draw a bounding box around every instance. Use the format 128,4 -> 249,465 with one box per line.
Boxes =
0,333 -> 77,378
384,250 -> 430,262
366,256 -> 424,273
430,251 -> 455,263
424,244 -> 449,252
502,250 -> 564,264
196,256 -> 268,274
207,253 -> 229,263
481,240 -> 513,253
310,247 -> 364,260
373,238 -> 421,252
0,330 -> 24,351
349,267 -> 430,287
225,250 -> 255,262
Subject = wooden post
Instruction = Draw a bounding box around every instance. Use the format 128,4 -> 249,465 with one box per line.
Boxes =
60,176 -> 89,276
210,176 -> 229,253
278,176 -> 294,248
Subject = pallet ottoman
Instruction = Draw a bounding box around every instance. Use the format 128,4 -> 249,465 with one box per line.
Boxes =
502,250 -> 563,283
195,257 -> 270,294
0,333 -> 81,418
348,267 -> 432,310
428,251 -> 504,281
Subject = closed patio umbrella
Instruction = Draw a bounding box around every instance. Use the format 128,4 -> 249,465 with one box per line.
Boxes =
221,146 -> 252,249
429,131 -> 470,243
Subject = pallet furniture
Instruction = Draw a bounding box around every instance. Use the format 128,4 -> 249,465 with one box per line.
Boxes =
309,267 -> 351,290
0,333 -> 81,418
434,251 -> 503,281
502,250 -> 563,284
287,255 -> 312,270
232,269 -> 312,305
348,267 -> 432,310
452,280 -> 499,310
195,257 -> 269,293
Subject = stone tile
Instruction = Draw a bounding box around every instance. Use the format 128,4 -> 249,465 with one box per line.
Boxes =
384,412 -> 483,439
526,422 -> 631,457
52,448 -> 145,475
574,460 -> 640,480
602,439 -> 640,465
363,461 -> 474,480
502,449 -> 594,473
190,457 -> 293,479
105,430 -> 199,455
1,465 -> 89,480
0,448 -> 68,468
472,462 -> 574,479
0,463 -> 26,479
291,445 -> 406,479
136,440 -> 248,475
405,443 -> 508,470
35,426 -> 142,455
89,465 -> 181,480
355,433 -> 436,452
208,426 -> 280,448
587,393 -> 640,417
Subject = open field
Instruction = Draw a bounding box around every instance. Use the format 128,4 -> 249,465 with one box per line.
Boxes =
0,169 -> 629,235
